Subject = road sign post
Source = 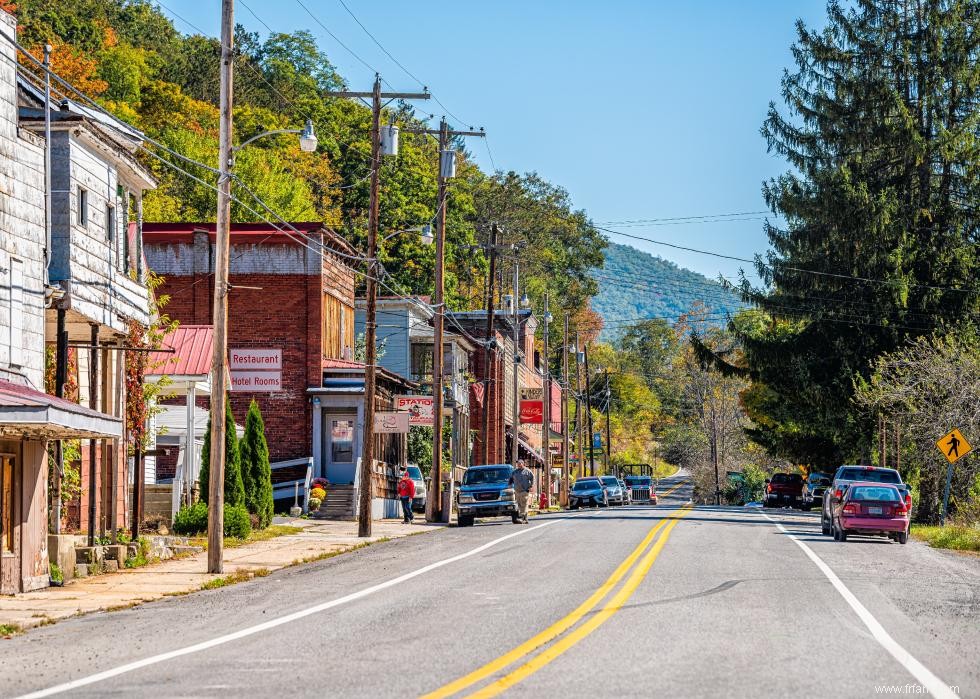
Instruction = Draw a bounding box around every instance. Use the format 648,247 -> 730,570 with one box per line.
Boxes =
936,428 -> 972,526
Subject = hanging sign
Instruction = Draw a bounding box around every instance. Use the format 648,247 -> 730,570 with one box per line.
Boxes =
394,395 -> 435,426
373,412 -> 410,434
229,348 -> 282,392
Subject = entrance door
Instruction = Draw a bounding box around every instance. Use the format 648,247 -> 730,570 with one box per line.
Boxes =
0,454 -> 18,595
325,416 -> 357,485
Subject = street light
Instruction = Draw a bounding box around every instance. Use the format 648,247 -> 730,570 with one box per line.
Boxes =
382,224 -> 434,245
233,118 -> 319,153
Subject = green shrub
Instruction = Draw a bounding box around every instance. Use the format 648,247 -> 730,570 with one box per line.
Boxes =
240,399 -> 274,528
173,502 -> 209,535
49,562 -> 63,584
199,397 -> 245,508
223,505 -> 252,539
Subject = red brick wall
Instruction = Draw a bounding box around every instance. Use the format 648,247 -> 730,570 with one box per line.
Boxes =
469,330 -> 508,466
156,272 -> 319,463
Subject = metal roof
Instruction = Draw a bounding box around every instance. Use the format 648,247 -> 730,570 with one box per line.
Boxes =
0,379 -> 122,439
146,325 -> 214,378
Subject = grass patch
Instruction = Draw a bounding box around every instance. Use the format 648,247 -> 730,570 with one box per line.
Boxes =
290,538 -> 389,566
911,524 -> 980,553
189,524 -> 302,551
200,567 -> 271,590
0,623 -> 22,638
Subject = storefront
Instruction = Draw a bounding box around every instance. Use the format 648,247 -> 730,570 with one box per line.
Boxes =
0,379 -> 121,594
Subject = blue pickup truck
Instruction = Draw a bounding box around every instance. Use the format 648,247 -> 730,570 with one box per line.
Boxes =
456,464 -> 519,527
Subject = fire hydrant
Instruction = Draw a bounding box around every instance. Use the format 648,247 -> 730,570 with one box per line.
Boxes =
539,491 -> 549,510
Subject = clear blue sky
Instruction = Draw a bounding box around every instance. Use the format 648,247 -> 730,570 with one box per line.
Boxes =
163,0 -> 830,282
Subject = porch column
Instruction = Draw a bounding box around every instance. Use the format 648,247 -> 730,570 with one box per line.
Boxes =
185,382 -> 196,506
311,397 -> 322,479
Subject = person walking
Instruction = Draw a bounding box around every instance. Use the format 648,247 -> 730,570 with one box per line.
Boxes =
398,470 -> 416,524
509,459 -> 534,524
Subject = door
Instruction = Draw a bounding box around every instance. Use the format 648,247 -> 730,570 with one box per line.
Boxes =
1,453 -> 18,595
325,416 -> 357,485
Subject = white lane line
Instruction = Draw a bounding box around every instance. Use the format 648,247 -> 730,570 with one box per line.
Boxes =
759,512 -> 957,699
13,519 -> 566,699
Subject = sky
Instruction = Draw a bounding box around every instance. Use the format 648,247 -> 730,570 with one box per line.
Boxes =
162,0 -> 831,283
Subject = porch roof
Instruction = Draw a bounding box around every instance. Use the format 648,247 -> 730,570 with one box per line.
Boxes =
0,380 -> 122,440
146,325 -> 213,379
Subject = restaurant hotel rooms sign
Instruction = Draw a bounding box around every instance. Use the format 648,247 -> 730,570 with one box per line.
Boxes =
230,349 -> 282,392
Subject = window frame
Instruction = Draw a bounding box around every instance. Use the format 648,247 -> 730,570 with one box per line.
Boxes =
77,187 -> 88,227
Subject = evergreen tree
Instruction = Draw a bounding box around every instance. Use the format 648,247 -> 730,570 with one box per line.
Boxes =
198,397 -> 244,507
240,399 -> 273,528
734,0 -> 980,467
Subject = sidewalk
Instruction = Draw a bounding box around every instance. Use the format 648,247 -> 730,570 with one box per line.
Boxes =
0,518 -> 443,632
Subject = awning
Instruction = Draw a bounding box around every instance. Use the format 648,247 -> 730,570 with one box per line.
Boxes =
513,432 -> 544,465
0,379 -> 122,440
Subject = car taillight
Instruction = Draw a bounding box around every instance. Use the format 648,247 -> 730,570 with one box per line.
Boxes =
894,505 -> 908,516
842,504 -> 858,515
905,494 -> 911,509
766,484 -> 773,493
835,489 -> 843,499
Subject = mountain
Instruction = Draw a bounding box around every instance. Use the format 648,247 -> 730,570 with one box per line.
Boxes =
592,242 -> 745,339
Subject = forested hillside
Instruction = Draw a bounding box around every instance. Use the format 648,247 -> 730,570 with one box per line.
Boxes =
12,0 -> 604,326
592,242 -> 743,339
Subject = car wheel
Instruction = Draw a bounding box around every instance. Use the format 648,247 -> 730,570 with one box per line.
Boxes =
898,529 -> 908,545
570,504 -> 579,510
801,503 -> 812,512
458,515 -> 474,528
822,518 -> 831,536
838,526 -> 848,542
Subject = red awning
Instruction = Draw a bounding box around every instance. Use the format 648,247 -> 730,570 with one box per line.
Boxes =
0,379 -> 122,440
147,325 -> 214,378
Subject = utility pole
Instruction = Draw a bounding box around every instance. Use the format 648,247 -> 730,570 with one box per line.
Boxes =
574,331 -> 583,479
207,0 -> 235,573
561,313 -> 570,505
542,294 -> 551,508
604,370 -> 613,478
583,343 -> 595,476
511,263 -> 521,470
329,80 -> 430,535
405,120 -> 483,523
481,224 -> 499,465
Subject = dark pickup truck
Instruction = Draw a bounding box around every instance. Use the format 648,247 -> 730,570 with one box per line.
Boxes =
763,472 -> 805,508
821,465 -> 910,536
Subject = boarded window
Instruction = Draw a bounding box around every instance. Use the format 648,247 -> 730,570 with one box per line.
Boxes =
323,293 -> 354,359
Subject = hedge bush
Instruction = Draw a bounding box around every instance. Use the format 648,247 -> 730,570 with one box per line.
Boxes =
173,502 -> 252,539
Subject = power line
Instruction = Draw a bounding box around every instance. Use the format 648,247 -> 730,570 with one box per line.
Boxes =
595,211 -> 768,225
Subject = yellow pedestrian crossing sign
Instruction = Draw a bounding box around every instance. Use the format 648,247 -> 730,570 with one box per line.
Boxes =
937,428 -> 971,464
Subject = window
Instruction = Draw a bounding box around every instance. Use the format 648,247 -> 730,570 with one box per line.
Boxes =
77,187 -> 88,226
330,420 -> 355,463
411,343 -> 433,383
8,258 -> 23,367
106,204 -> 115,243
1,456 -> 13,553
322,293 -> 355,359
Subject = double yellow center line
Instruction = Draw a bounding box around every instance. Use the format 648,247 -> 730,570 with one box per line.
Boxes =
422,481 -> 691,699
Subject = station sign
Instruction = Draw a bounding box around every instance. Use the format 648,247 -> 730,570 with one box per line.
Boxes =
394,395 -> 435,426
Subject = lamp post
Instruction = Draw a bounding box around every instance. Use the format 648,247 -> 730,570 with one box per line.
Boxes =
207,108 -> 320,573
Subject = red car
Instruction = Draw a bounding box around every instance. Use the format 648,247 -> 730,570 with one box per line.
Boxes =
832,482 -> 910,544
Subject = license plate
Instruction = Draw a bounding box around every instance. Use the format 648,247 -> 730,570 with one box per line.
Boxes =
869,506 -> 882,515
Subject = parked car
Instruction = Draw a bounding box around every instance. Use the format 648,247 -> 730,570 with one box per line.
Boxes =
569,478 -> 608,509
456,464 -> 518,527
406,465 -> 427,513
831,482 -> 910,543
763,473 -> 805,508
600,475 -> 625,506
624,475 -> 658,504
618,479 -> 632,505
822,465 -> 909,536
802,472 -> 832,511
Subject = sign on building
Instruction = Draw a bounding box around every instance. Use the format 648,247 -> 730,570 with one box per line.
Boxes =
394,395 -> 435,426
520,400 -> 543,424
230,348 -> 282,392
374,412 -> 410,434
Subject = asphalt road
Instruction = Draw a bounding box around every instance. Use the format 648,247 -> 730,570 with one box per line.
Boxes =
2,471 -> 978,699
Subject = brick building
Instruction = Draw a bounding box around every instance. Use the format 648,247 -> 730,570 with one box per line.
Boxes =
144,223 -> 356,463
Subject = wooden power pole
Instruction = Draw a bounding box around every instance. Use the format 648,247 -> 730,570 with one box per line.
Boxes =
561,313 -> 570,505
481,223 -> 499,465
207,0 -> 235,573
542,294 -> 551,507
406,119 -> 483,523
583,343 -> 596,476
326,78 -> 429,536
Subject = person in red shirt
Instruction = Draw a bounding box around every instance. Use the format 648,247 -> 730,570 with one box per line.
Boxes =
397,470 -> 416,523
